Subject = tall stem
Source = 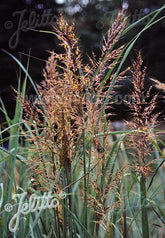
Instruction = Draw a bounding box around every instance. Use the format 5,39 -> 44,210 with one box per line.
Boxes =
140,174 -> 149,238
83,128 -> 88,237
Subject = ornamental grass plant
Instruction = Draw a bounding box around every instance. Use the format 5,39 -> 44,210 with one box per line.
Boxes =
0,6 -> 165,238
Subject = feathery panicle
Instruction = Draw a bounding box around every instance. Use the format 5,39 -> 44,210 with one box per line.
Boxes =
126,52 -> 159,177
91,10 -> 127,90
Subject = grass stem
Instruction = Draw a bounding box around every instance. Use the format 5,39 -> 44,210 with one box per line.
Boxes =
140,174 -> 149,238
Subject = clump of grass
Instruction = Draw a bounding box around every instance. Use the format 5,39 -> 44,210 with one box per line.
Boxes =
0,6 -> 165,237
17,11 -> 128,236
19,12 -> 127,190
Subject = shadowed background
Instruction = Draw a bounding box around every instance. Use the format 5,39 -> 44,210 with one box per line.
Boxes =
0,0 -> 165,122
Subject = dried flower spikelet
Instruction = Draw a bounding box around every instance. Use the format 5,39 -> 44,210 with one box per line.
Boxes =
126,52 -> 159,177
90,10 -> 127,91
54,14 -> 87,89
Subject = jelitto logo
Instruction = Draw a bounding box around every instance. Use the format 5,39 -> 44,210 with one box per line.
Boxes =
4,9 -> 56,49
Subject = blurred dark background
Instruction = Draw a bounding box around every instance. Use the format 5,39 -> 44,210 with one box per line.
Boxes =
0,0 -> 165,122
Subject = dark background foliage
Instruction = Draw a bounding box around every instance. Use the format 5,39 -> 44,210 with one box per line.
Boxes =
0,0 -> 165,121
